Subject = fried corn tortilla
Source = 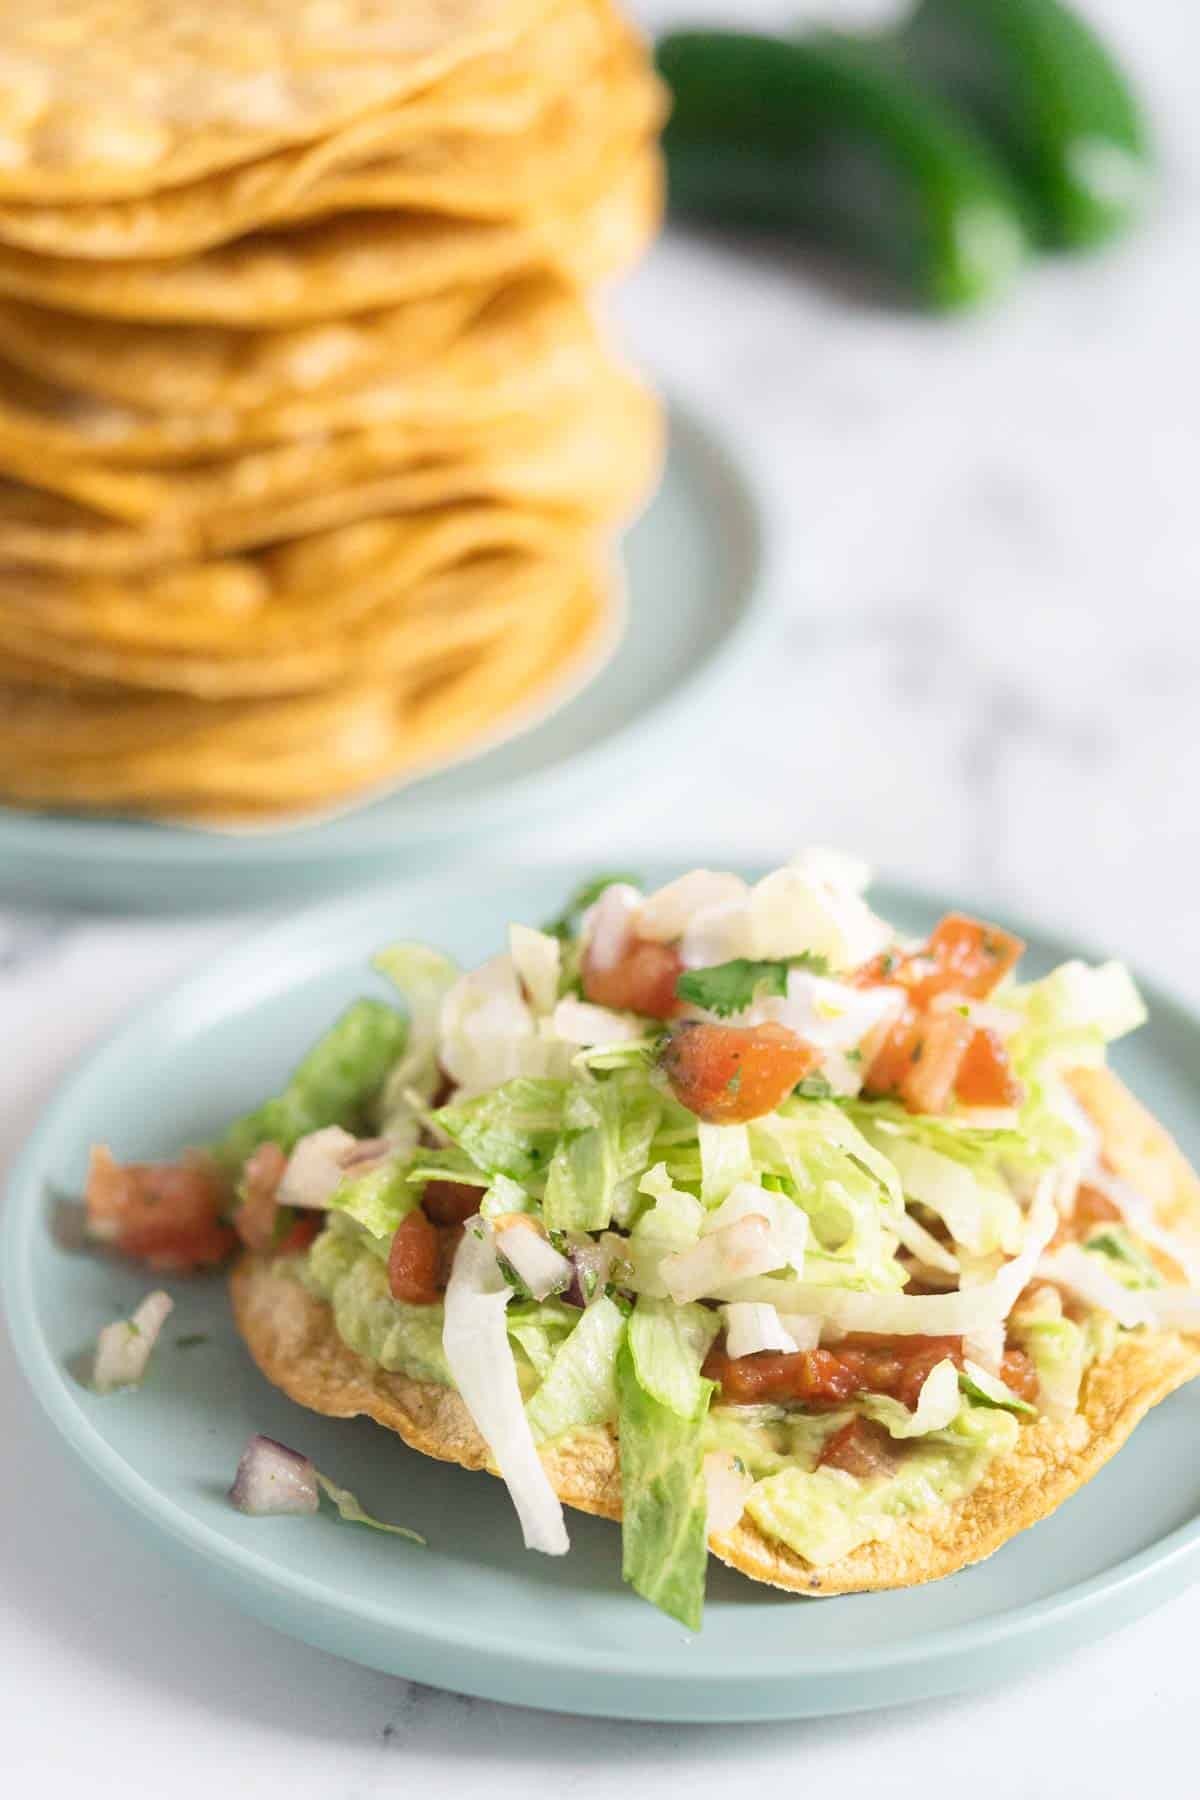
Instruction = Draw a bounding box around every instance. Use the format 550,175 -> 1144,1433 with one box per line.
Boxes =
0,286 -> 497,417
0,0 -> 561,203
0,368 -> 663,571
0,27 -> 662,263
230,1067 -> 1200,1597
0,142 -> 661,326
0,551 -> 615,821
0,278 -> 605,467
0,0 -> 622,255
0,505 -> 584,698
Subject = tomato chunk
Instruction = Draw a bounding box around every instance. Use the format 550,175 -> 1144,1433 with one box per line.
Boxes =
921,914 -> 1024,1002
86,1145 -> 235,1272
387,1209 -> 441,1305
898,1010 -> 975,1115
954,1026 -> 1023,1107
999,1345 -> 1039,1404
583,937 -> 683,1020
421,1178 -> 482,1227
1075,1183 -> 1122,1230
1049,1180 -> 1123,1249
702,1333 -> 964,1408
661,1020 -> 819,1124
232,1142 -> 286,1252
856,913 -> 1024,1006
817,1416 -> 899,1479
862,1004 -> 923,1098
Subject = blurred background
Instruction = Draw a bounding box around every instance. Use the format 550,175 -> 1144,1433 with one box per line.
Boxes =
604,0 -> 1196,996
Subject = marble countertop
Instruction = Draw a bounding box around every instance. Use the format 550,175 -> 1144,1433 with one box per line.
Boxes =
3,0 -> 1198,1789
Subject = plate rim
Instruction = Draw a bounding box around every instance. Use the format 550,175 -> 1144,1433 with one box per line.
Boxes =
6,862 -> 1200,1715
0,398 -> 772,869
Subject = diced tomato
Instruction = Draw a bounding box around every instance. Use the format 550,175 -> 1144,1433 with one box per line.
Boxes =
862,1004 -> 975,1112
387,1209 -> 441,1305
921,914 -> 1024,1002
862,1004 -> 923,1098
421,1178 -> 482,1227
660,1020 -> 819,1124
438,1222 -> 465,1288
897,1010 -> 976,1114
1075,1183 -> 1122,1230
856,913 -> 1024,1006
582,937 -> 683,1020
954,1026 -> 1023,1107
232,1142 -> 287,1252
702,1333 -> 964,1409
1049,1180 -> 1123,1249
817,1416 -> 899,1479
86,1144 -> 236,1272
999,1345 -> 1039,1403
277,1213 -> 322,1254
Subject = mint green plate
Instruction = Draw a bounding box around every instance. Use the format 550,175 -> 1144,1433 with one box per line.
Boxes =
0,405 -> 768,912
6,865 -> 1200,1720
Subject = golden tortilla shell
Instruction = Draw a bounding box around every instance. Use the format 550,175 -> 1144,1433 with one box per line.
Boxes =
231,1066 -> 1200,1596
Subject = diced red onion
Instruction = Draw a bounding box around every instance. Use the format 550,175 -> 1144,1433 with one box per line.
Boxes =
564,1236 -> 616,1308
229,1434 -> 319,1516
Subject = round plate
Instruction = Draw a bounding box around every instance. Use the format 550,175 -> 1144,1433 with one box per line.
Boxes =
0,405 -> 768,912
6,864 -> 1200,1721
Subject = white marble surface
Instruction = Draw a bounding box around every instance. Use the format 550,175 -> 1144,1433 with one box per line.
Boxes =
3,0 -> 1200,1787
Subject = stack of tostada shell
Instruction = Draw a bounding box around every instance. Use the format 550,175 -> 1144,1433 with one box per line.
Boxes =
0,0 -> 666,822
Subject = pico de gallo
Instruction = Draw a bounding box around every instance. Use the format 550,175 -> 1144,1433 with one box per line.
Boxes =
86,851 -> 1200,1629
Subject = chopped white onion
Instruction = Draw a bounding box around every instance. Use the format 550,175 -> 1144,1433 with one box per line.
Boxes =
704,1180 -> 808,1276
893,1208 -> 960,1277
636,871 -> 747,943
580,883 -> 640,971
440,954 -> 570,1097
509,924 -> 561,1017
229,1434 -> 319,1516
661,1215 -> 781,1305
494,1221 -> 573,1301
93,1289 -> 173,1394
279,1126 -> 359,1209
1036,1245 -> 1157,1329
747,971 -> 904,1053
721,1182 -> 1059,1332
721,1301 -> 798,1358
704,1451 -> 755,1536
550,997 -> 644,1047
442,1222 -> 568,1555
778,1313 -> 822,1351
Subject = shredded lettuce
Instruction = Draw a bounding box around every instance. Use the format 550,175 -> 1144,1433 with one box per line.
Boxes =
616,1338 -> 712,1631
213,999 -> 407,1175
373,944 -> 459,1124
526,1296 -> 628,1441
435,1078 -> 568,1183
1009,1314 -> 1085,1417
627,1295 -> 721,1418
698,1121 -> 754,1205
327,1157 -> 418,1239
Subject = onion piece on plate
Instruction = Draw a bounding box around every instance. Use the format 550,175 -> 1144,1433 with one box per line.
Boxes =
229,1434 -> 319,1516
92,1288 -> 173,1394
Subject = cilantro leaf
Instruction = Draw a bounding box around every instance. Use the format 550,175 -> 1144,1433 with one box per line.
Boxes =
543,872 -> 641,942
674,953 -> 829,1018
